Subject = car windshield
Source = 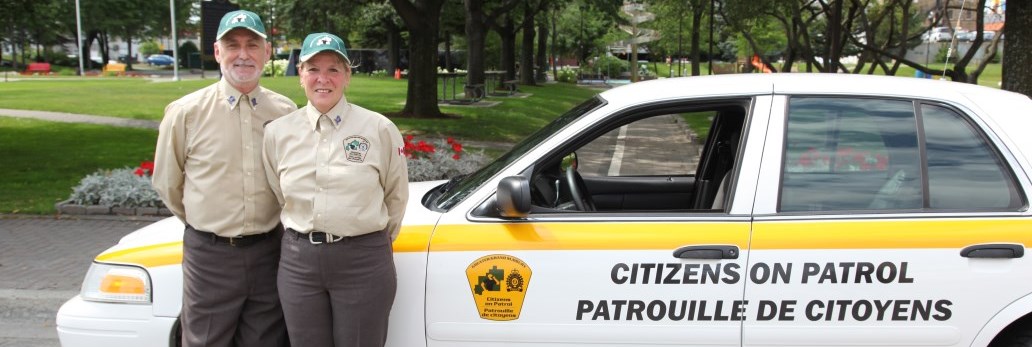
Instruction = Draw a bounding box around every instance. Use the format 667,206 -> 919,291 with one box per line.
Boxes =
429,96 -> 606,211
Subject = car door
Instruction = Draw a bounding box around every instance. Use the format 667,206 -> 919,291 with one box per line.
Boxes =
423,96 -> 774,347
744,95 -> 1032,347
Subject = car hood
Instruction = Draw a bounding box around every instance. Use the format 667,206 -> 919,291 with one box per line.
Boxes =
96,180 -> 448,265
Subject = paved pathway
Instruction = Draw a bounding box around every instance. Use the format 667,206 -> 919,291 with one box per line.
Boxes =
0,215 -> 161,347
0,108 -> 159,129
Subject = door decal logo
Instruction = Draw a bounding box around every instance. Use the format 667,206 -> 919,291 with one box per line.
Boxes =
466,254 -> 533,321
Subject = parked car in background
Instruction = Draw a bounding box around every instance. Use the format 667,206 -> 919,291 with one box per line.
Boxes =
957,30 -> 997,42
955,30 -> 974,42
146,54 -> 174,66
57,74 -> 1032,347
923,26 -> 953,42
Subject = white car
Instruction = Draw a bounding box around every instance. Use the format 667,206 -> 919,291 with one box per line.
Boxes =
58,74 -> 1032,347
924,27 -> 954,42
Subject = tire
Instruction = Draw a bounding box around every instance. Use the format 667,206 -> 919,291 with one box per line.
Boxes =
993,324 -> 1032,347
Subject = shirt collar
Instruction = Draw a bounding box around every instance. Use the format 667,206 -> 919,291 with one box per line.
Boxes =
304,96 -> 350,131
218,79 -> 261,110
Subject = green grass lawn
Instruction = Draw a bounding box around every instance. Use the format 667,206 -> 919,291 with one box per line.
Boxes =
0,117 -> 158,214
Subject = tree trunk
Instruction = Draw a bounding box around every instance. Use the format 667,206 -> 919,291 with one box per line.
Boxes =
387,21 -> 401,74
390,0 -> 445,118
689,3 -> 703,76
465,0 -> 486,90
824,0 -> 842,73
498,15 -> 517,82
126,34 -> 135,71
550,6 -> 558,80
444,31 -> 452,72
1003,0 -> 1032,96
536,16 -> 548,83
519,1 -> 536,86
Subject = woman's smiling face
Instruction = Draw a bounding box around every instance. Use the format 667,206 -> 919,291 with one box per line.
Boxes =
300,51 -> 351,114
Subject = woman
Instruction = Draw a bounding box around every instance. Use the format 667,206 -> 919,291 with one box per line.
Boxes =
261,32 -> 408,347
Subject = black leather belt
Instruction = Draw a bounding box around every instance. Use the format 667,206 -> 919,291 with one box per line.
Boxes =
287,228 -> 380,245
187,225 -> 278,247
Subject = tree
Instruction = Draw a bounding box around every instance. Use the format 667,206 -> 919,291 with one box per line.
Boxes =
1003,0 -> 1032,96
464,0 -> 519,94
518,0 -> 551,85
390,0 -> 446,118
353,2 -> 405,74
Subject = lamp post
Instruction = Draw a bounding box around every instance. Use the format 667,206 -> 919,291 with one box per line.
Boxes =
75,0 -> 84,77
170,0 -> 180,81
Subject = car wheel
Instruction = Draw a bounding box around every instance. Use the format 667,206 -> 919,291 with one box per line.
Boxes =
992,322 -> 1032,347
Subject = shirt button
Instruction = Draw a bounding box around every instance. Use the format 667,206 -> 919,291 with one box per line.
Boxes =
317,214 -> 322,218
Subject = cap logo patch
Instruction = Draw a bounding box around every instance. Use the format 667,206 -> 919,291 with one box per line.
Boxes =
231,14 -> 248,23
316,36 -> 333,46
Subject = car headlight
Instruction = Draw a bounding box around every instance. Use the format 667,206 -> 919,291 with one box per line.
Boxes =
81,262 -> 152,304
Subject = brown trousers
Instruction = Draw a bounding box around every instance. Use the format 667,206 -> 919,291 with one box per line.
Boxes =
278,229 -> 397,347
181,225 -> 288,347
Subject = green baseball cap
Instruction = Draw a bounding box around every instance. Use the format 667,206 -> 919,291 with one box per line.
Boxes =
299,33 -> 351,65
216,10 -> 267,40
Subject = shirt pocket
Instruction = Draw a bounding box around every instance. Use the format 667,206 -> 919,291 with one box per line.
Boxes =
326,164 -> 382,207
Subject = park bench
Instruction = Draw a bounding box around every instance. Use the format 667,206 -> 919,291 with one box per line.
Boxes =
464,84 -> 485,102
502,80 -> 518,95
103,63 -> 126,76
23,62 -> 51,75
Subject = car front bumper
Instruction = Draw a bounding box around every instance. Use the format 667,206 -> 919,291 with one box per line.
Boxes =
56,295 -> 177,347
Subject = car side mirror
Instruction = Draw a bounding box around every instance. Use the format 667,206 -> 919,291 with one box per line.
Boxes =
497,176 -> 531,218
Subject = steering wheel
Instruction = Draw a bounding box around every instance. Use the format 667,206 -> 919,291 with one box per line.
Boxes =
565,166 -> 596,211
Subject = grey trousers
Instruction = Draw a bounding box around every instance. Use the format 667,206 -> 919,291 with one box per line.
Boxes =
181,225 -> 288,347
278,229 -> 397,347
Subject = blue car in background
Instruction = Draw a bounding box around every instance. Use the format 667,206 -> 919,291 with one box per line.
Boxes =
146,54 -> 174,66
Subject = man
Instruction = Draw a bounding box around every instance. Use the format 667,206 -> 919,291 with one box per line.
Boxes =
152,10 -> 297,347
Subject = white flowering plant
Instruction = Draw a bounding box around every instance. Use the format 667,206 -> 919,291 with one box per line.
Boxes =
69,161 -> 164,208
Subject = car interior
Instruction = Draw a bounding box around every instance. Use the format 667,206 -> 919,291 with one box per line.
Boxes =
520,100 -> 750,214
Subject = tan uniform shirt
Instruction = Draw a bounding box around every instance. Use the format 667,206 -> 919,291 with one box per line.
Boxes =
262,98 -> 408,240
153,79 -> 297,237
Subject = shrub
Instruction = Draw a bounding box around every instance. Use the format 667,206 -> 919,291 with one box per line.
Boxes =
70,161 -> 163,208
555,67 -> 577,83
404,137 -> 488,182
263,59 -> 288,77
591,55 -> 629,77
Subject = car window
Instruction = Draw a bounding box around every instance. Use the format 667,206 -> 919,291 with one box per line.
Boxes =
779,97 -> 1023,213
922,104 -> 1022,210
431,97 -> 605,211
527,101 -> 748,213
781,97 -> 922,212
577,112 -> 710,177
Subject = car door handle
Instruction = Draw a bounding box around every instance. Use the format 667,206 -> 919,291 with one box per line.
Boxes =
960,243 -> 1024,259
673,245 -> 739,259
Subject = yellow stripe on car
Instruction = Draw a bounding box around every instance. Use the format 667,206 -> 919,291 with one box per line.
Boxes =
94,219 -> 1032,268
94,225 -> 437,268
428,222 -> 752,251
96,241 -> 183,268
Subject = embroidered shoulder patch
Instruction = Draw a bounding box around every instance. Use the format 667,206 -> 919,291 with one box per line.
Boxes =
343,135 -> 371,163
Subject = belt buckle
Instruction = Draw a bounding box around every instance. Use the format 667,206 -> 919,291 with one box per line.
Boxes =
309,232 -> 342,244
308,232 -> 323,244
228,236 -> 243,246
